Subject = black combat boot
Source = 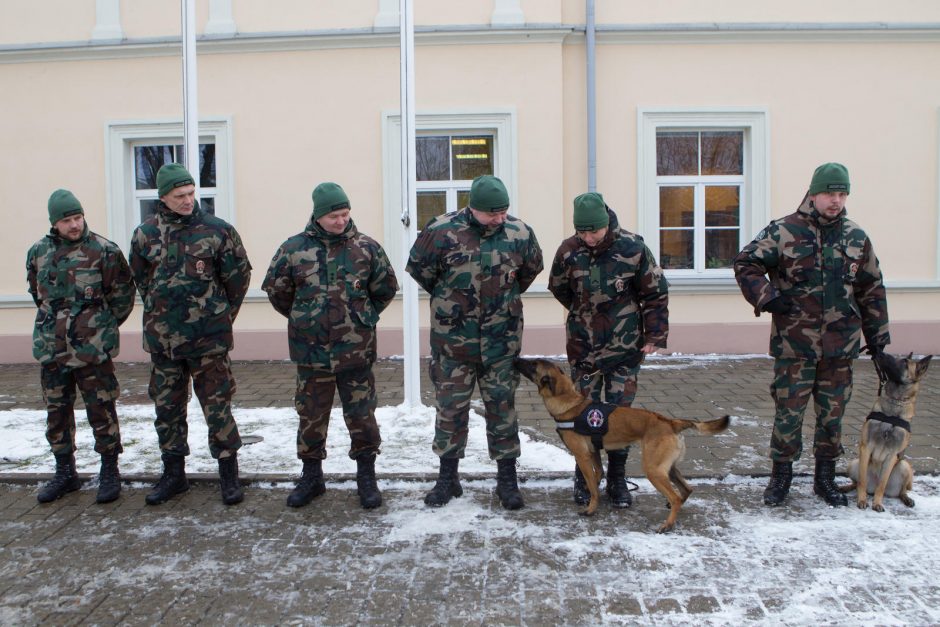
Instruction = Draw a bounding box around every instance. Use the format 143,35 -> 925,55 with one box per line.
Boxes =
145,453 -> 189,505
763,461 -> 792,506
286,459 -> 325,508
424,457 -> 462,507
218,454 -> 244,506
606,448 -> 633,508
96,452 -> 121,504
813,458 -> 848,507
573,465 -> 590,506
37,453 -> 81,503
356,454 -> 382,509
495,458 -> 524,510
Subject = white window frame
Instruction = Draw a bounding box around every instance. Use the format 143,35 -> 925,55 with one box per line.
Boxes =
637,108 -> 769,288
105,118 -> 234,253
382,109 -> 517,278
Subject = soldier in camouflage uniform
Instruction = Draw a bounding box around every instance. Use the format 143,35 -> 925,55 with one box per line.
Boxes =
130,164 -> 252,506
263,182 -> 398,509
407,175 -> 543,510
549,192 -> 669,509
734,163 -> 890,507
27,189 -> 135,504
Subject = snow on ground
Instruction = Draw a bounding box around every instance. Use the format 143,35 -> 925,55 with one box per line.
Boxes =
0,400 -> 574,474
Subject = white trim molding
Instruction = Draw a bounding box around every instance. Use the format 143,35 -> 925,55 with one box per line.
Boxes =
91,0 -> 123,42
637,107 -> 770,289
205,0 -> 237,37
104,118 -> 235,253
381,109 -> 518,278
492,0 -> 525,26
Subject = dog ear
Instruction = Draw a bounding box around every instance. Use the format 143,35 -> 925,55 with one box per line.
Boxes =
915,354 -> 933,379
876,351 -> 905,384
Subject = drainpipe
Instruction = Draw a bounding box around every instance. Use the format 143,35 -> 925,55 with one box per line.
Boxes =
586,0 -> 597,192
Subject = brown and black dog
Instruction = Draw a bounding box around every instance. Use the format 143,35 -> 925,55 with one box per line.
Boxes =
515,358 -> 729,532
840,352 -> 932,512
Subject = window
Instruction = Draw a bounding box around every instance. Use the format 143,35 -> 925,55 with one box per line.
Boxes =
638,109 -> 769,286
382,110 -> 516,276
133,143 -> 217,222
105,119 -> 233,253
416,133 -> 494,229
656,130 -> 743,271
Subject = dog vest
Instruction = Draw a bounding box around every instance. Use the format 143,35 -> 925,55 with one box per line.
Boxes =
556,402 -> 616,450
865,411 -> 911,433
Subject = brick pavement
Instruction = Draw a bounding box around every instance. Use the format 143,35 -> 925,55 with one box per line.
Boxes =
2,355 -> 939,625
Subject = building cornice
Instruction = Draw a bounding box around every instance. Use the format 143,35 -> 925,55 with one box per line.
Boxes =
3,22 -> 940,64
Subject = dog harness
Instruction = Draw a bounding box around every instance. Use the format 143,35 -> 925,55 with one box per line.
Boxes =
865,411 -> 911,433
555,402 -> 616,450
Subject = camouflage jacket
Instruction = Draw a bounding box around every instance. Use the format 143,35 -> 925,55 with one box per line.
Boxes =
406,207 -> 543,365
27,224 -> 135,368
734,197 -> 890,359
549,209 -> 669,372
262,217 -> 398,371
130,202 -> 252,359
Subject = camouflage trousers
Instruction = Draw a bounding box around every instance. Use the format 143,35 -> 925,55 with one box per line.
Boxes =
40,361 -> 122,456
769,357 -> 853,462
429,353 -> 520,460
149,352 -> 241,460
572,362 -> 640,455
294,365 -> 381,460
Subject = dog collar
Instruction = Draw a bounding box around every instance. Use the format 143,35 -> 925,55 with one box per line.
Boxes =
555,421 -> 575,430
866,411 -> 911,433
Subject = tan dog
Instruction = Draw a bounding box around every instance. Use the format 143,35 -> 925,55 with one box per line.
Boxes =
515,358 -> 729,533
841,352 -> 932,512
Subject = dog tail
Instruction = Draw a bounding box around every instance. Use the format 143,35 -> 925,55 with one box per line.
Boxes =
673,415 -> 731,435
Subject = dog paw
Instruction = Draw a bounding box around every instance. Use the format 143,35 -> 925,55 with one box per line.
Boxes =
901,496 -> 915,508
656,523 -> 674,534
856,499 -> 868,510
872,503 -> 885,513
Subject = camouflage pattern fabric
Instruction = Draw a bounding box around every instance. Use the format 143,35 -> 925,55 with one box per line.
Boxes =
262,217 -> 398,371
428,353 -> 521,460
130,201 -> 251,360
148,352 -> 241,460
40,361 -> 122,456
406,207 -> 543,366
769,357 -> 853,462
549,208 -> 668,373
294,366 -> 381,460
733,196 -> 889,359
27,224 -> 135,368
572,363 -> 639,407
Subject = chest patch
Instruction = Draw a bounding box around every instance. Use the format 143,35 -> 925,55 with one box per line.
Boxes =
574,403 -> 615,436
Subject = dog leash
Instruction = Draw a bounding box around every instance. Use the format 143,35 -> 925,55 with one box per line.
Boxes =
864,345 -> 887,397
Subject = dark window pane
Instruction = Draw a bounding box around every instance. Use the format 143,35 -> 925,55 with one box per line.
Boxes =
457,189 -> 470,210
416,136 -> 450,181
702,131 -> 743,175
705,186 -> 740,227
452,135 -> 493,180
135,146 -> 174,189
660,186 -> 694,228
417,191 -> 446,230
660,230 -> 693,270
657,132 -> 698,176
139,199 -> 160,222
199,144 -> 216,187
705,229 -> 739,269
199,197 -> 215,215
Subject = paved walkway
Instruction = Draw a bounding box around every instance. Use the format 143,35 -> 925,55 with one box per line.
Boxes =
1,356 -> 938,625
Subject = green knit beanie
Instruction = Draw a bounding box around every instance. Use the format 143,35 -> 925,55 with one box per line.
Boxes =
468,175 -> 510,212
808,162 -> 850,195
156,163 -> 196,198
47,189 -> 84,225
573,192 -> 609,231
312,182 -> 351,220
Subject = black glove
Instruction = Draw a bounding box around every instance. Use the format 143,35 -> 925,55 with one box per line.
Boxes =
762,296 -> 795,315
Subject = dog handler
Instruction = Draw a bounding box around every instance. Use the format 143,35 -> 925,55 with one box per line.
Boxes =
548,192 -> 669,508
734,162 -> 890,507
